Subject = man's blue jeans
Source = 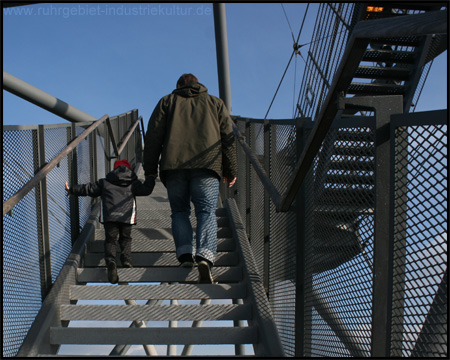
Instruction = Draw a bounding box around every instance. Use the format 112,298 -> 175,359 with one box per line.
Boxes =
165,169 -> 219,264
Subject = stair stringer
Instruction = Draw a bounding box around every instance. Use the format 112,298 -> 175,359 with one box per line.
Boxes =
225,198 -> 286,357
16,200 -> 100,357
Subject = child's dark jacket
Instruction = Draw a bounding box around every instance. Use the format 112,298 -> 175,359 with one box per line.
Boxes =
70,165 -> 154,224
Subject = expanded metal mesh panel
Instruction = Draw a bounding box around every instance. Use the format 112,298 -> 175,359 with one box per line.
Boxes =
270,205 -> 297,356
43,127 -> 73,282
3,129 -> 42,357
268,122 -> 298,356
390,124 -> 447,357
3,111 -> 141,356
235,120 -> 248,225
249,122 -> 266,276
75,126 -> 93,229
270,124 -> 298,193
304,125 -> 375,357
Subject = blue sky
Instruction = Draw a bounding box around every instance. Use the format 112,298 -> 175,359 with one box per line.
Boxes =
4,2 -> 446,129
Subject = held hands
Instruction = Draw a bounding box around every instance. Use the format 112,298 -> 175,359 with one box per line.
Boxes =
223,176 -> 237,188
64,181 -> 71,196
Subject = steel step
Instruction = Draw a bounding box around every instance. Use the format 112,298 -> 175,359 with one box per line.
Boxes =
88,237 -> 236,253
314,205 -> 373,217
333,144 -> 374,157
60,303 -> 252,321
317,188 -> 374,206
84,252 -> 239,267
329,160 -> 374,172
76,266 -> 242,283
50,327 -> 258,345
335,130 -> 373,143
368,36 -> 421,47
355,65 -> 411,80
348,82 -> 405,95
133,207 -> 228,218
135,213 -> 230,227
362,49 -> 416,64
324,174 -> 374,186
70,283 -> 247,300
93,227 -> 233,240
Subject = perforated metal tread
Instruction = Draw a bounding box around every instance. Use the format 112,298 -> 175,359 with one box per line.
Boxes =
87,237 -> 236,253
70,283 -> 247,300
60,303 -> 252,321
50,327 -> 258,345
84,251 -> 239,267
77,266 -> 242,283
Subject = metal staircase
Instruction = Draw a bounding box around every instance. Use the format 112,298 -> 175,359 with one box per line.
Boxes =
42,173 -> 284,357
307,4 -> 446,273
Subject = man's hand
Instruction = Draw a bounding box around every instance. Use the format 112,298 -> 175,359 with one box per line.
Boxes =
223,176 -> 237,188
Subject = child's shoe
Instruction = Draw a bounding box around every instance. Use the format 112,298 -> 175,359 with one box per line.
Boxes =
122,261 -> 133,268
178,253 -> 194,268
107,261 -> 119,284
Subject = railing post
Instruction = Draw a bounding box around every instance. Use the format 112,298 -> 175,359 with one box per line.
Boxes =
372,96 -> 403,357
33,125 -> 53,300
105,121 -> 112,173
68,124 -> 80,244
263,120 -> 270,294
338,95 -> 403,357
295,119 -> 307,357
90,130 -> 97,183
245,119 -> 251,233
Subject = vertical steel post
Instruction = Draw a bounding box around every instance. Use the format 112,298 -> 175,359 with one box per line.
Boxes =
295,119 -> 306,357
90,130 -> 97,183
245,120 -> 251,233
263,120 -> 270,294
338,95 -> 403,357
33,126 -> 53,300
213,3 -> 232,113
214,3 -> 234,201
372,97 -> 403,357
105,121 -> 112,174
390,123 -> 409,356
68,124 -> 80,243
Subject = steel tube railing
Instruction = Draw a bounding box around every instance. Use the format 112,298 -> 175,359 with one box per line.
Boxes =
117,116 -> 142,156
3,114 -> 108,217
106,117 -> 120,158
3,71 -> 97,123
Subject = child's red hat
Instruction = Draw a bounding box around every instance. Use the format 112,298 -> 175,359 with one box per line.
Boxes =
114,160 -> 131,169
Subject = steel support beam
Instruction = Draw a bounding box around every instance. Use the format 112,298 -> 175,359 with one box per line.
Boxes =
33,126 -> 53,299
338,95 -> 403,357
213,3 -> 232,113
17,202 -> 100,356
3,71 -> 97,123
312,287 -> 369,357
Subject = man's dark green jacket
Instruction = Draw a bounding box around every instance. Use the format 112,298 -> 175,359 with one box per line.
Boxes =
143,83 -> 237,184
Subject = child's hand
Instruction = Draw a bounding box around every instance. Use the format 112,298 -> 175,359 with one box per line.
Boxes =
65,181 -> 71,196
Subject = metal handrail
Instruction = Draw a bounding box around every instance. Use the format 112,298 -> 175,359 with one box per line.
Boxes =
232,9 -> 447,212
2,114 -> 108,217
117,116 -> 142,155
231,123 -> 282,209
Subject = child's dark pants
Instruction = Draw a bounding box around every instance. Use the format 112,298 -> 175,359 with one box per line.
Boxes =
103,222 -> 133,266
